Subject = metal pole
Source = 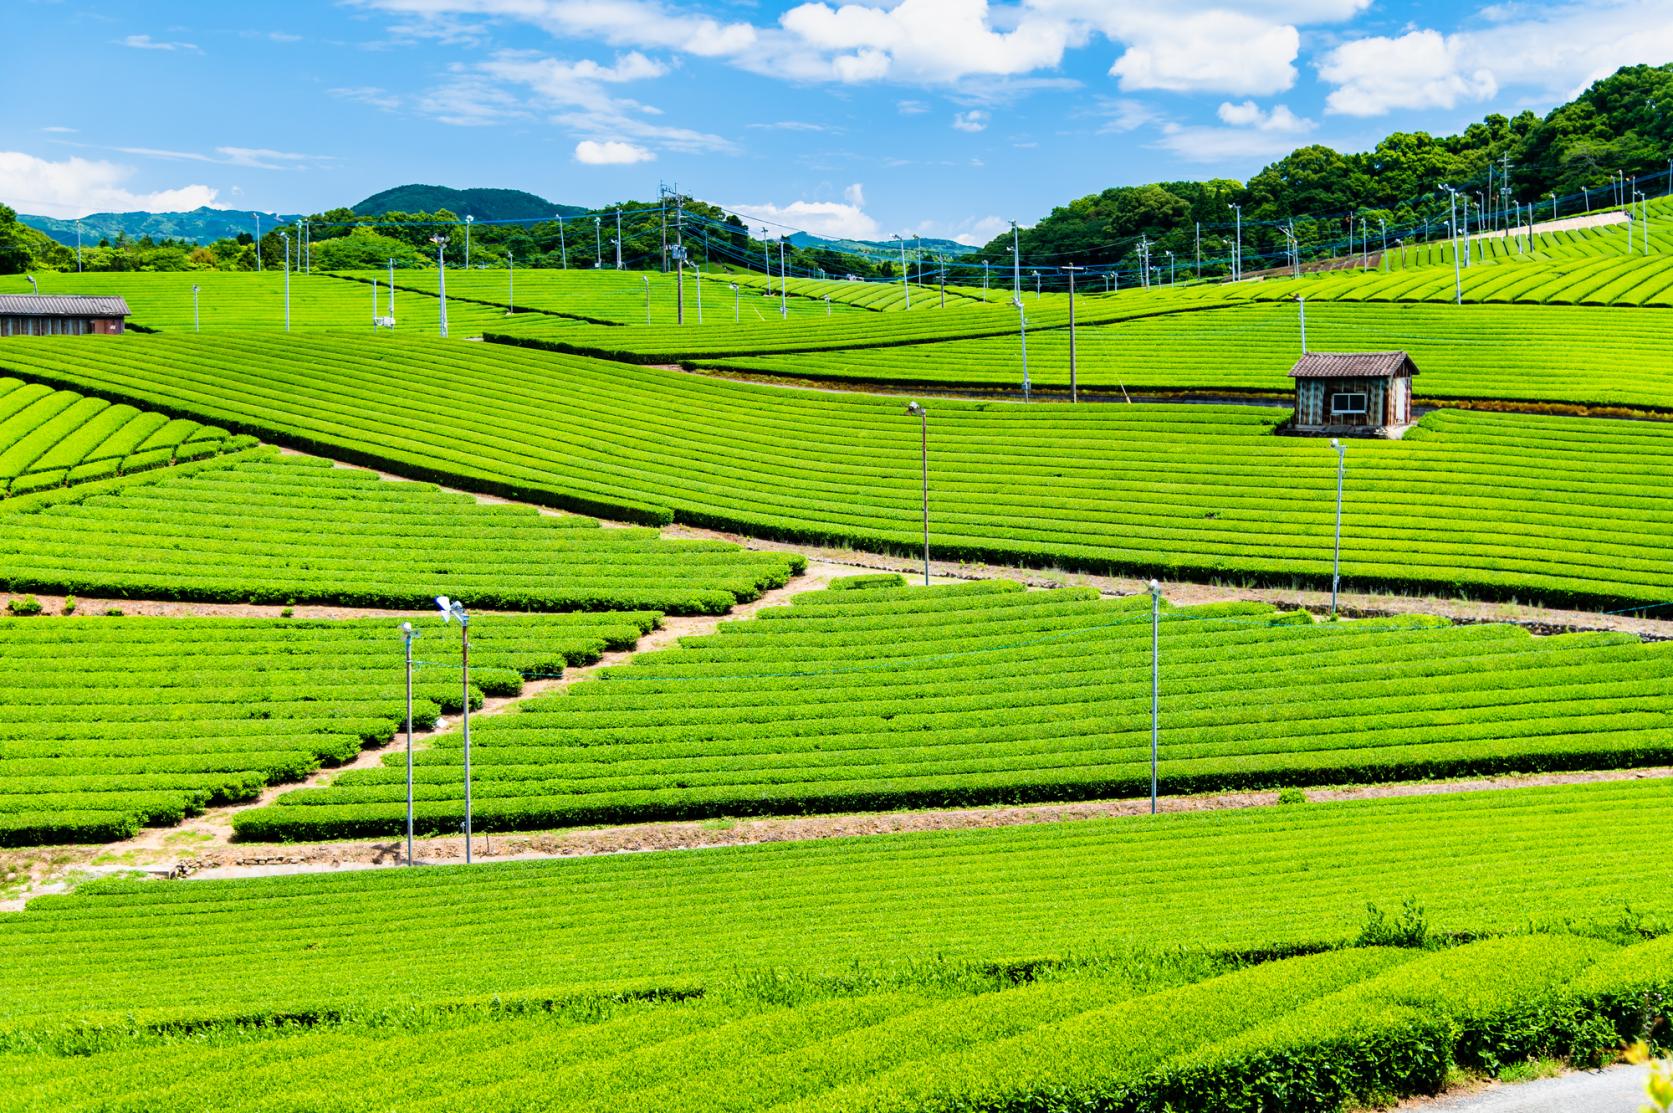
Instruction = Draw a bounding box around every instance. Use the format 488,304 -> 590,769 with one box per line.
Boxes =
1446,188 -> 1461,305
433,236 -> 449,339
615,208 -> 623,269
193,285 -> 200,333
401,622 -> 416,867
1063,264 -> 1082,402
731,282 -> 739,323
558,215 -> 567,269
594,217 -> 602,269
897,235 -> 910,309
1150,578 -> 1160,815
461,617 -> 472,864
907,402 -> 929,586
465,215 -> 472,269
1331,439 -> 1346,619
779,240 -> 787,319
1297,295 -> 1306,354
280,232 -> 290,331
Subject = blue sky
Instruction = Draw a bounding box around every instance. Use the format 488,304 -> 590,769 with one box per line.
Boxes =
4,0 -> 1671,243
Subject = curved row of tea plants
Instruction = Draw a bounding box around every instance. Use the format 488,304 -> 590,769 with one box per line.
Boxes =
4,334 -> 1672,610
5,932 -> 1665,1113
0,375 -> 249,496
0,447 -> 800,613
0,610 -> 654,845
2,777 -> 1670,1044
237,578 -> 1673,839
695,301 -> 1673,408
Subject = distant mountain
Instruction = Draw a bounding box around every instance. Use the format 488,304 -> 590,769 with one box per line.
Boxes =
19,206 -> 300,246
352,185 -> 586,222
787,231 -> 979,258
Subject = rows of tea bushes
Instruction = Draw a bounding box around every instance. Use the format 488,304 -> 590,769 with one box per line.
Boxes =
3,778 -> 1669,1046
1238,252 -> 1673,308
696,301 -> 1673,408
0,271 -> 508,336
5,333 -> 1672,610
0,375 -> 248,495
0,448 -> 800,613
235,579 -> 1673,838
334,268 -> 874,327
0,611 -> 654,845
5,931 -> 1666,1112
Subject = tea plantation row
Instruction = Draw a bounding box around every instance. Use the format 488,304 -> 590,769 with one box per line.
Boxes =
5,334 -> 1672,610
0,375 -> 248,495
0,447 -> 800,613
2,778 -> 1669,1046
5,932 -> 1667,1112
237,578 -> 1673,839
695,300 -> 1673,408
0,611 -> 655,844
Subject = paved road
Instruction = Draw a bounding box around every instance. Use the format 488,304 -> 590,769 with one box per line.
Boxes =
1414,1064 -> 1649,1112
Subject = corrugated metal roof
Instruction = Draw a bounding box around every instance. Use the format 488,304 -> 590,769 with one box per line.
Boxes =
1288,351 -> 1418,379
0,295 -> 131,318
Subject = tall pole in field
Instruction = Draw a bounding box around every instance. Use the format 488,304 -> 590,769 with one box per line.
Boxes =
436,596 -> 472,863
507,250 -> 514,314
1443,186 -> 1462,305
1149,578 -> 1160,815
1063,264 -> 1083,402
593,217 -> 602,269
895,234 -> 911,309
1296,295 -> 1306,354
906,402 -> 929,586
388,258 -> 396,322
193,284 -> 200,332
1228,203 -> 1242,280
399,621 -> 418,867
615,208 -> 623,269
779,239 -> 788,319
430,235 -> 449,339
255,213 -> 263,272
557,215 -> 567,269
762,228 -> 771,287
1330,439 -> 1346,619
464,215 -> 473,269
730,282 -> 739,323
279,231 -> 291,331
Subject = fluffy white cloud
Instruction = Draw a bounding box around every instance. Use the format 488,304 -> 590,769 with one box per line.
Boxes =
0,151 -> 221,219
1318,29 -> 1496,116
573,139 -> 655,164
1320,2 -> 1673,116
728,194 -> 882,241
912,213 -> 1010,246
1108,13 -> 1299,96
779,0 -> 1076,83
1215,100 -> 1313,132
952,109 -> 989,132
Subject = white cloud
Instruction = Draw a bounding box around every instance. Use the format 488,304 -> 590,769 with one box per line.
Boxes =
729,195 -> 882,240
952,109 -> 989,132
352,0 -> 756,56
0,151 -> 221,219
1215,100 -> 1313,132
1318,29 -> 1496,116
1319,3 -> 1673,116
41,126 -> 77,135
843,182 -> 865,207
897,99 -> 930,114
1090,97 -> 1159,134
1108,13 -> 1299,96
778,0 -> 1077,84
913,214 -> 1010,246
119,34 -> 201,52
574,139 -> 655,164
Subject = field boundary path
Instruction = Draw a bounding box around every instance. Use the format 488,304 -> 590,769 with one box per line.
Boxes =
1395,1062 -> 1650,1111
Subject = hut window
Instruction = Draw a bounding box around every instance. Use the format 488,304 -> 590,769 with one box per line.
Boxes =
1329,392 -> 1367,416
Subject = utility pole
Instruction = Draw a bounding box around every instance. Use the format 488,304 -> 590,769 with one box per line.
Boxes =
1062,264 -> 1083,402
659,183 -> 668,272
897,234 -> 912,309
615,208 -> 623,269
1229,203 -> 1242,280
778,238 -> 788,319
557,215 -> 567,269
1443,185 -> 1462,305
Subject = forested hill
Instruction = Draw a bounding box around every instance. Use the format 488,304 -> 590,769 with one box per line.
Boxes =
974,62 -> 1673,276
352,185 -> 587,222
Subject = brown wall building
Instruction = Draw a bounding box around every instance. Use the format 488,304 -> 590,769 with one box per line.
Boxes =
0,295 -> 131,337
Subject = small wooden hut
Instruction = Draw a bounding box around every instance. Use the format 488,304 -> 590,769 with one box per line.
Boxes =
1288,351 -> 1418,437
0,295 -> 130,337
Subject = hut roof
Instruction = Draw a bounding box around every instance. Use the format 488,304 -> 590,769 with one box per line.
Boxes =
0,295 -> 131,318
1288,351 -> 1418,379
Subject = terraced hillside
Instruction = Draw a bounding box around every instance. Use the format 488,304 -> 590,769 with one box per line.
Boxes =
3,334 -> 1670,609
0,612 -> 653,845
236,578 -> 1673,839
0,448 -> 800,612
